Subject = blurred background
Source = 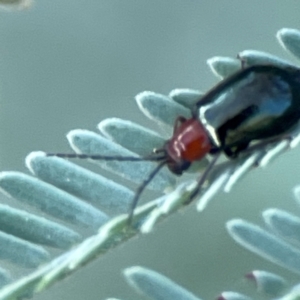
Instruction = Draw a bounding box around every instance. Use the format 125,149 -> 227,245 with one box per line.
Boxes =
1,1 -> 300,299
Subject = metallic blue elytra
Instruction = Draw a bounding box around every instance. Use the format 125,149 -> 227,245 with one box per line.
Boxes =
193,65 -> 300,157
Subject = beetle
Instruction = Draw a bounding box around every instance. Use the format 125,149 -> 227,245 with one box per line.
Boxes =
47,63 -> 300,222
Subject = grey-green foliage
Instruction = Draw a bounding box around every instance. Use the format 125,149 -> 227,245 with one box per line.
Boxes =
0,0 -> 32,10
0,27 -> 300,300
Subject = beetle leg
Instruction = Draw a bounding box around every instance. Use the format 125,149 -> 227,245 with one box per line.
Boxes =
184,152 -> 222,205
239,134 -> 292,157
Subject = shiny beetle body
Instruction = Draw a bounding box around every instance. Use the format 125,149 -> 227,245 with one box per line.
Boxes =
165,65 -> 300,174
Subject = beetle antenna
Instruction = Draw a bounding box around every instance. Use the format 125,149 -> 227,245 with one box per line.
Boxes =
128,160 -> 167,225
46,152 -> 166,162
47,151 -> 168,225
186,151 -> 222,204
